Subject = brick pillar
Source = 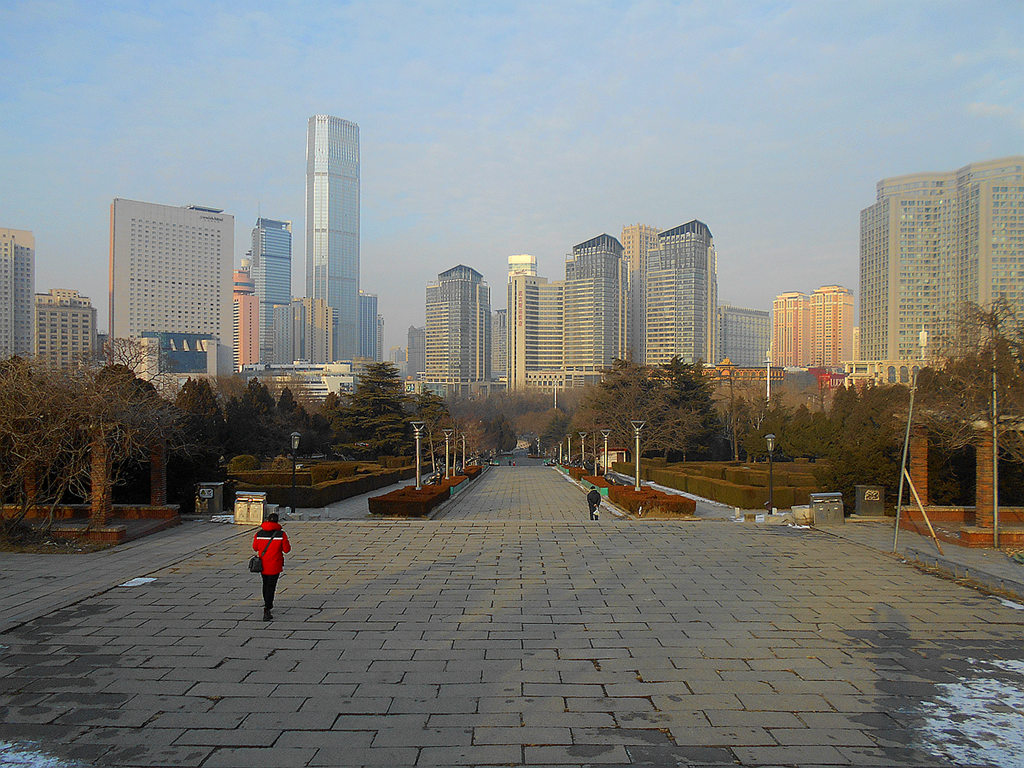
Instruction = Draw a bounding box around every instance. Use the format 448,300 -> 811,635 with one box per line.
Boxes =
150,442 -> 167,507
90,434 -> 112,527
908,429 -> 929,507
975,430 -> 993,529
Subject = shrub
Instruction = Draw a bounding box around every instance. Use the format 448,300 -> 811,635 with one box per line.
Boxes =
608,485 -> 696,516
568,467 -> 587,481
229,469 -> 313,485
233,467 -> 415,507
308,462 -> 358,484
368,485 -> 449,516
583,475 -> 610,488
270,455 -> 292,471
227,454 -> 258,473
377,455 -> 411,469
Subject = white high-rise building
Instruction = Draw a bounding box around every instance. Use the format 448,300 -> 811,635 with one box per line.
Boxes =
0,227 -> 35,359
35,289 -> 96,368
108,199 -> 233,374
306,115 -> 360,360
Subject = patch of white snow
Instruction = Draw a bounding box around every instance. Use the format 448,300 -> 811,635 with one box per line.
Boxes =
117,577 -> 156,587
997,598 -> 1024,611
0,741 -> 81,767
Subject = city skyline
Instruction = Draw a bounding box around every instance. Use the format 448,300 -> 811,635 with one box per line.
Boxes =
2,2 -> 1021,350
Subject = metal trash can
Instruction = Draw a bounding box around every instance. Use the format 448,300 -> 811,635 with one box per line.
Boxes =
234,491 -> 267,525
195,482 -> 224,516
809,492 -> 844,526
855,485 -> 885,516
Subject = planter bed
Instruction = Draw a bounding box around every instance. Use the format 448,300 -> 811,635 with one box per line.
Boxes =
608,485 -> 697,517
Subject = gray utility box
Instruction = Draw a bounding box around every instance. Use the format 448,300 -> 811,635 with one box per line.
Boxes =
809,492 -> 844,526
195,482 -> 224,515
234,491 -> 268,525
855,485 -> 885,516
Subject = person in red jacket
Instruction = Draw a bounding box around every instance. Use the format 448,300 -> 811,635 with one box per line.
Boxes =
252,512 -> 291,621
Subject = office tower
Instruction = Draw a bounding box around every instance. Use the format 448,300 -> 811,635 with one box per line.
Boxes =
273,297 -> 334,364
508,272 -> 564,390
860,156 -> 1024,360
306,115 -> 360,360
645,220 -> 718,365
0,227 -> 34,359
358,290 -> 380,360
109,199 -> 233,373
250,218 -> 292,363
233,259 -> 259,372
407,326 -> 425,379
376,314 -> 384,362
621,223 -> 661,361
564,234 -> 628,377
852,326 -> 861,361
424,265 -> 491,394
717,305 -> 770,367
508,254 -> 537,279
34,289 -> 96,368
772,291 -> 811,367
491,309 -> 508,381
388,345 -> 407,378
810,285 -> 854,367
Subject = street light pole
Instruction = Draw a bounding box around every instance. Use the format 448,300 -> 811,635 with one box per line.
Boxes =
630,421 -> 645,491
579,432 -> 587,467
443,429 -> 454,479
601,429 -> 611,476
567,435 -> 571,465
765,433 -> 776,512
289,431 -> 301,517
411,421 -> 425,490
461,432 -> 467,472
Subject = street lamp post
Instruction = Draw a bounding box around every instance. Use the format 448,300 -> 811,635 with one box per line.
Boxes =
765,433 -> 776,513
289,431 -> 301,517
601,429 -> 611,476
443,429 -> 454,479
630,421 -> 645,491
578,432 -> 587,467
461,432 -> 467,473
567,435 -> 571,465
411,421 -> 425,490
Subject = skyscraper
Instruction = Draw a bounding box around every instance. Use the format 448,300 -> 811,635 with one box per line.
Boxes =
108,199 -> 233,374
508,271 -> 564,391
34,289 -> 96,368
621,223 -> 661,361
645,220 -> 718,365
771,291 -> 811,367
425,265 -> 491,395
251,218 -> 292,363
810,285 -> 854,367
0,227 -> 34,359
233,259 -> 259,372
564,234 -> 628,378
306,115 -> 360,360
860,157 -> 1024,360
358,290 -> 380,360
717,304 -> 770,367
407,326 -> 425,380
491,308 -> 507,382
508,254 -> 537,279
273,297 -> 334,364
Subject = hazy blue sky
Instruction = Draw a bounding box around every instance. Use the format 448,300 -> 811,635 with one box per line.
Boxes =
2,1 -> 1021,351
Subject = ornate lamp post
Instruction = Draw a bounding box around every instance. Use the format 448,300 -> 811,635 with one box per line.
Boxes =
461,432 -> 467,472
411,421 -> 425,490
578,431 -> 587,466
601,429 -> 611,476
765,433 -> 776,512
567,435 -> 572,465
289,431 -> 301,516
443,429 -> 454,479
631,421 -> 645,491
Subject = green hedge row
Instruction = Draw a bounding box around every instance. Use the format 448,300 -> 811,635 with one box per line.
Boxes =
235,467 -> 415,507
230,469 -> 313,486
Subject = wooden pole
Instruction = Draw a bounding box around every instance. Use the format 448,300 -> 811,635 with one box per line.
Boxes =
904,467 -> 943,556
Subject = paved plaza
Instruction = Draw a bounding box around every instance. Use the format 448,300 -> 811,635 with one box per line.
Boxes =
2,466 -> 1024,767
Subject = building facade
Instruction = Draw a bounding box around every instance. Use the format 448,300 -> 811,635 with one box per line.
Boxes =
406,325 -> 425,379
621,223 -> 661,361
508,272 -> 564,391
716,304 -> 770,367
250,218 -> 292,364
424,265 -> 491,395
860,156 -> 1024,360
564,234 -> 628,379
491,308 -> 507,382
306,115 -> 360,359
34,289 -> 96,368
109,199 -> 233,375
358,290 -> 380,360
771,291 -> 811,367
507,254 -> 537,279
0,227 -> 34,359
273,297 -> 334,365
233,260 -> 259,372
810,285 -> 854,367
645,220 -> 718,365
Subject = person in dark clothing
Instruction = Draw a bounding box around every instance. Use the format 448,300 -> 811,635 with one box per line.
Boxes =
587,488 -> 602,520
252,512 -> 291,621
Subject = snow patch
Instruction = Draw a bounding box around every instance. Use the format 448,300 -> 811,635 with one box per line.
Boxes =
117,577 -> 156,588
998,598 -> 1024,611
210,514 -> 234,523
0,741 -> 81,767
917,657 -> 1024,767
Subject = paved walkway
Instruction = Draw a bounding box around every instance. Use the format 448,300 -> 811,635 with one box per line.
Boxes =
434,466 -> 609,521
2,466 -> 1024,767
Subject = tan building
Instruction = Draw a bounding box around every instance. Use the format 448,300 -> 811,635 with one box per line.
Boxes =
34,289 -> 96,368
507,254 -> 537,279
771,291 -> 811,367
424,265 -> 491,395
810,285 -> 854,367
621,223 -> 661,361
233,259 -> 259,372
0,227 -> 35,359
860,156 -> 1024,360
508,272 -> 564,391
273,297 -> 333,364
563,234 -> 628,381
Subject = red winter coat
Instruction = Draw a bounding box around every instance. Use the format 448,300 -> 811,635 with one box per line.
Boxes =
252,521 -> 291,575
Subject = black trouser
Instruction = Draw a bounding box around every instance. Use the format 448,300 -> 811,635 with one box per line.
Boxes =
261,574 -> 279,609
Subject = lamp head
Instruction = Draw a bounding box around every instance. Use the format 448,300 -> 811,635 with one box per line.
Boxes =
630,420 -> 646,432
290,431 -> 301,451
410,420 -> 425,434
601,429 -> 611,438
765,433 -> 776,452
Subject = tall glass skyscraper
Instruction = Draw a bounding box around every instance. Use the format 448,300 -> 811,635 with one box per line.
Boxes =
251,218 -> 292,364
306,115 -> 360,360
358,289 -> 380,360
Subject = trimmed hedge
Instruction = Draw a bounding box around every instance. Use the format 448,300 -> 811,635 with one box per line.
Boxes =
308,462 -> 359,484
368,485 -> 449,517
583,475 -> 611,488
227,454 -> 258,473
230,469 -> 313,486
377,455 -> 413,469
234,467 -> 414,507
567,467 -> 587,481
608,485 -> 696,516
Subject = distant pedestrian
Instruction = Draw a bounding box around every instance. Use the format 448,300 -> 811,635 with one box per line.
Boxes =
587,488 -> 601,520
252,512 -> 291,621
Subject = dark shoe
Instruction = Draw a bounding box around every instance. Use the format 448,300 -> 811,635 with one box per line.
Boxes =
263,609 -> 273,621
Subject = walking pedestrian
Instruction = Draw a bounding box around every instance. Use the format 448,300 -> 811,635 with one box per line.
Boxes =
252,512 -> 291,621
587,488 -> 602,520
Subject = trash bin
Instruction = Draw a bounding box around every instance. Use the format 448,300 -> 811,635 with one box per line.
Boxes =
855,485 -> 885,516
809,492 -> 844,526
194,482 -> 224,516
234,491 -> 267,525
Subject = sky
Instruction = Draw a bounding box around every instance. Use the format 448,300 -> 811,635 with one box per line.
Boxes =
1,0 -> 1022,351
